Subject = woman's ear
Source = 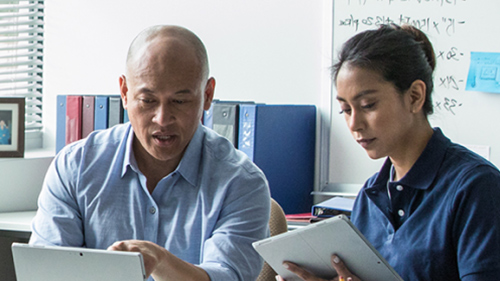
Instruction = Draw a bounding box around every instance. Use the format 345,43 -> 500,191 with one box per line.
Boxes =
407,80 -> 427,114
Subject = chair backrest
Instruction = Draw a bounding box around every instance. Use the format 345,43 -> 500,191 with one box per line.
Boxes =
256,198 -> 288,281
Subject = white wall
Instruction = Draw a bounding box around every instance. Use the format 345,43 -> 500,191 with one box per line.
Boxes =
41,0 -> 333,155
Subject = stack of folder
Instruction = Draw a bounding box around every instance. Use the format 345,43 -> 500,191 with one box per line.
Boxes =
203,100 -> 317,214
56,95 -> 129,153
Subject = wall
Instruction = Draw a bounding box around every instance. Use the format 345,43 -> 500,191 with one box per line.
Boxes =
41,0 -> 333,154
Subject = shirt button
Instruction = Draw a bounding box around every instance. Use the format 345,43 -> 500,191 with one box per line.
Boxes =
149,206 -> 157,214
398,209 -> 405,217
396,185 -> 404,191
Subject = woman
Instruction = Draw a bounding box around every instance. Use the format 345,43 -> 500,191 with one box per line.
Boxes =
278,24 -> 500,280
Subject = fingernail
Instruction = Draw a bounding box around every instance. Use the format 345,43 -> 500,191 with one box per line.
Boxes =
333,256 -> 340,264
282,262 -> 290,269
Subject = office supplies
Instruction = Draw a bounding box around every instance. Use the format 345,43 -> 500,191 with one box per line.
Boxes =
65,95 -> 82,145
94,96 -> 109,131
212,101 -> 240,146
81,96 -> 95,138
238,104 -> 316,214
312,197 -> 355,218
252,215 -> 403,281
108,96 -> 123,128
56,95 -> 67,153
11,243 -> 147,281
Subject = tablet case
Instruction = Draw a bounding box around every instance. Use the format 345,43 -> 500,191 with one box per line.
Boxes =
252,215 -> 403,281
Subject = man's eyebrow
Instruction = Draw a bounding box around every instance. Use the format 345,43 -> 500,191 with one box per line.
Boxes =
174,89 -> 193,95
336,89 -> 378,102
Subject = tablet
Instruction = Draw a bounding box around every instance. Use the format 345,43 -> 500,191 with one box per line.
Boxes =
11,243 -> 147,281
252,214 -> 403,281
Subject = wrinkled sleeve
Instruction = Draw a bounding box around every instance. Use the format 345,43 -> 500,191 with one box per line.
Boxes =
29,149 -> 85,247
199,169 -> 271,281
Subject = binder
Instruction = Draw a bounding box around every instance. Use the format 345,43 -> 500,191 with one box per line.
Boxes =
238,104 -> 316,214
81,96 -> 95,138
65,95 -> 83,145
94,96 -> 109,130
212,102 -> 240,146
311,197 -> 355,218
108,96 -> 123,128
123,109 -> 129,123
56,95 -> 67,153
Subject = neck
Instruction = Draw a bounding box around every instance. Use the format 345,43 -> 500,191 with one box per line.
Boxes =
133,139 -> 179,194
390,123 -> 434,181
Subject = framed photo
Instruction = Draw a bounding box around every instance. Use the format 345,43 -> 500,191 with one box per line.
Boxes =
0,97 -> 25,157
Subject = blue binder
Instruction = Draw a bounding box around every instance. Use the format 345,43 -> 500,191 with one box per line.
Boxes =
238,104 -> 316,214
56,95 -> 67,153
94,96 -> 109,130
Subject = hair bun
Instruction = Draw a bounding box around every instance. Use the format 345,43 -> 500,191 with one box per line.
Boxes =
400,25 -> 436,71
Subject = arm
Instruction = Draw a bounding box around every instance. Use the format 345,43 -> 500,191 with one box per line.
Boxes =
30,150 -> 85,246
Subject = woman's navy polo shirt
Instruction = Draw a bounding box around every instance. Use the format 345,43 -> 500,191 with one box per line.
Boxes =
352,128 -> 500,280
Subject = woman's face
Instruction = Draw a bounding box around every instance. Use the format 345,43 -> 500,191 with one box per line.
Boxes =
335,64 -> 416,160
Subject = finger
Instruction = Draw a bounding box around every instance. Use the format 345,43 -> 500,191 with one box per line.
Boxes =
282,262 -> 322,281
331,255 -> 352,279
275,275 -> 284,281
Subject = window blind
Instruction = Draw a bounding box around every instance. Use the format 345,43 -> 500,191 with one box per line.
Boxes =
0,0 -> 44,133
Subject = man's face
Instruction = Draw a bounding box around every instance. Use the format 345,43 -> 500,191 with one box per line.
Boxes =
120,37 -> 214,166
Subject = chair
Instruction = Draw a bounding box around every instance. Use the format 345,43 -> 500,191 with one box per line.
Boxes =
256,198 -> 288,281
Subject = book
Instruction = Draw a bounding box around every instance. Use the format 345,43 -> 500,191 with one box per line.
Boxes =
238,104 -> 316,214
65,95 -> 82,145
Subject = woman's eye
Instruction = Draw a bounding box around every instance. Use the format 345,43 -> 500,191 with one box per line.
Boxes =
361,102 -> 376,109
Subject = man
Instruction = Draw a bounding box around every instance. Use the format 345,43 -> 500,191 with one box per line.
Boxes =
30,25 -> 271,281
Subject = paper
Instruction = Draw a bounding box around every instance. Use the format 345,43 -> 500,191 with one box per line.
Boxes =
466,52 -> 500,93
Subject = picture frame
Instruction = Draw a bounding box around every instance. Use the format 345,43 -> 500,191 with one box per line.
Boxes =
0,97 -> 25,157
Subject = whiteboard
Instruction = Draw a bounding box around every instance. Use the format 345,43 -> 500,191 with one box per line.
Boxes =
328,0 -> 500,187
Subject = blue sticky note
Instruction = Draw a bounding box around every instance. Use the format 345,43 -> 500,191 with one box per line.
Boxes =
466,52 -> 500,93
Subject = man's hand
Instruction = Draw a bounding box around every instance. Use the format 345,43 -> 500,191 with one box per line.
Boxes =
275,254 -> 361,281
108,240 -> 210,281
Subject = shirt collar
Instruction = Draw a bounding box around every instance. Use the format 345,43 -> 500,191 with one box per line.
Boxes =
122,122 -> 204,188
370,127 -> 450,191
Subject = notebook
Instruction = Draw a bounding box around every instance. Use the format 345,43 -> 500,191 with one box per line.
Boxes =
252,214 -> 403,281
11,243 -> 147,281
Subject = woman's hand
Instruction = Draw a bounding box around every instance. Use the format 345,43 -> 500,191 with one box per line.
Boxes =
275,254 -> 361,281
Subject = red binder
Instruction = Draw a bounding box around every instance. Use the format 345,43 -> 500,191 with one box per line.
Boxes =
65,95 -> 82,145
81,96 -> 95,138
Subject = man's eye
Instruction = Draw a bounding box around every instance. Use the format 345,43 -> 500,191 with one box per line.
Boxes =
339,108 -> 351,115
140,99 -> 154,104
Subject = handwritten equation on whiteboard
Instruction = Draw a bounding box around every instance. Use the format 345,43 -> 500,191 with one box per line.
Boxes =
336,0 -> 469,116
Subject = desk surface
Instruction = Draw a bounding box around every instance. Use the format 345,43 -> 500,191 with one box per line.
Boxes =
0,211 -> 35,232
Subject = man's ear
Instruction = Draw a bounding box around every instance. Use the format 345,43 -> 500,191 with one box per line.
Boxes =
203,77 -> 216,111
119,75 -> 128,109
407,79 -> 427,114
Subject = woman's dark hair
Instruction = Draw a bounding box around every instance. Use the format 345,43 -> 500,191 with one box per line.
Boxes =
332,24 -> 436,116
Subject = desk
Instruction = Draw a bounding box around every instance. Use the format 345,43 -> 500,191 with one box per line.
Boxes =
0,211 -> 35,281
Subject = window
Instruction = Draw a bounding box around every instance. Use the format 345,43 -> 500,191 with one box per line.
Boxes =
0,0 -> 44,148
